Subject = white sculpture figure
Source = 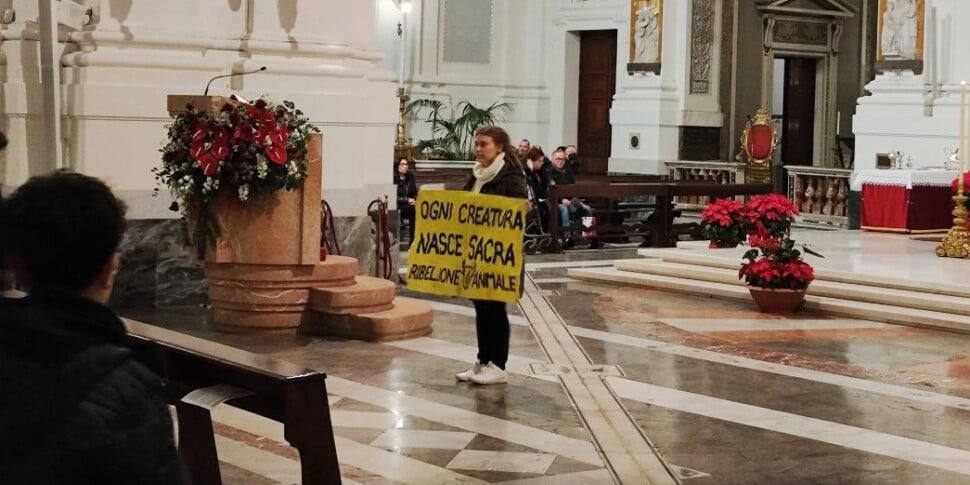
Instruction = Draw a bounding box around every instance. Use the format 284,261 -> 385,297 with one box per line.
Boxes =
633,3 -> 659,63
881,1 -> 901,57
895,0 -> 918,59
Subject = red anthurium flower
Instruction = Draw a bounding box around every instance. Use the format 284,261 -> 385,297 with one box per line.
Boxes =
189,128 -> 230,176
190,120 -> 210,143
264,125 -> 290,165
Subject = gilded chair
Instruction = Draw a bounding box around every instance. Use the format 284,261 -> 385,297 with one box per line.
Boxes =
737,108 -> 778,184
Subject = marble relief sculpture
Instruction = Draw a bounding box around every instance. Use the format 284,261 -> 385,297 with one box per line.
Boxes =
881,0 -> 919,59
633,4 -> 659,63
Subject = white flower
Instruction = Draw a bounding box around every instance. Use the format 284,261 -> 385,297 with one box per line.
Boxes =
256,155 -> 269,179
238,185 -> 250,201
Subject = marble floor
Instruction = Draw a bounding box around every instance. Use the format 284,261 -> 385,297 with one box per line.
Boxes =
119,233 -> 970,484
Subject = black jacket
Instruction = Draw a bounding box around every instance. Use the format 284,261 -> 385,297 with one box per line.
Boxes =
463,158 -> 529,200
549,165 -> 575,186
395,172 -> 418,208
525,164 -> 552,200
0,291 -> 187,485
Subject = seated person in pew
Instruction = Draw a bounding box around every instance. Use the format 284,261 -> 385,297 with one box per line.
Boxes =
523,147 -> 553,228
549,149 -> 602,249
0,171 -> 187,485
394,157 -> 418,245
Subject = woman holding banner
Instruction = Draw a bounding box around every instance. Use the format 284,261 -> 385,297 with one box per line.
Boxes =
456,126 -> 529,385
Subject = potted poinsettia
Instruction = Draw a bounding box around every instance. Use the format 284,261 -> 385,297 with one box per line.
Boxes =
744,193 -> 800,238
739,222 -> 822,313
700,199 -> 747,248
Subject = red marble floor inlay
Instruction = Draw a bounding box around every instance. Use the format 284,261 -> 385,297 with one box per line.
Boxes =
211,421 -> 301,461
700,327 -> 930,344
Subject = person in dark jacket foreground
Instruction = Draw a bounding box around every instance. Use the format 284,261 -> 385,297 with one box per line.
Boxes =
0,171 -> 187,485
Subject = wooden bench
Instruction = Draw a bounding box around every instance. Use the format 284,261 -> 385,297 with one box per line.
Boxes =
547,182 -> 773,251
124,320 -> 341,485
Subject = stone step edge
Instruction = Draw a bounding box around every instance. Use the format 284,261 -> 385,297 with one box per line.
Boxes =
308,277 -> 397,313
568,267 -> 970,335
615,260 -> 970,316
637,248 -> 970,299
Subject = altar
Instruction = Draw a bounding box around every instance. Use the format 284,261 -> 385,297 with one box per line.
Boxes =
852,169 -> 957,233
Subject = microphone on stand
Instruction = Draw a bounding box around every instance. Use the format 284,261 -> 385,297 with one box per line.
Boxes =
203,66 -> 267,96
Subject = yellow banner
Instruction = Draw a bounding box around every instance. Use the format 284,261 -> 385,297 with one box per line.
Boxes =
406,189 -> 527,304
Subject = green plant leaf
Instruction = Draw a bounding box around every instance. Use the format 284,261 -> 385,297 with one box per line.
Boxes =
801,245 -> 825,258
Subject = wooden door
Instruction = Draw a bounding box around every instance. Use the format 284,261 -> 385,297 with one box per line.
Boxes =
781,57 -> 817,166
578,30 -> 617,175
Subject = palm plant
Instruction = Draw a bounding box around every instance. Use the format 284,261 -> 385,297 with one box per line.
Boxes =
405,99 -> 513,160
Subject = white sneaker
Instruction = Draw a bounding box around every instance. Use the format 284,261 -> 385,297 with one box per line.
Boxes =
456,362 -> 483,382
469,363 -> 508,385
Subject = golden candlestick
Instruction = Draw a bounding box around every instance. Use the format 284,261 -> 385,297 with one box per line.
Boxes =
936,190 -> 970,258
395,87 -> 410,152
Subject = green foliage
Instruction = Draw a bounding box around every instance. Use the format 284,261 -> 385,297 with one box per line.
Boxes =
405,99 -> 513,160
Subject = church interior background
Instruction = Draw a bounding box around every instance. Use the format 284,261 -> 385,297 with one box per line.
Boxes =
6,0 -> 970,483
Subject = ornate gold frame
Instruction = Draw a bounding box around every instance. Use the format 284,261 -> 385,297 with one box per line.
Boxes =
740,108 -> 778,165
738,107 -> 778,184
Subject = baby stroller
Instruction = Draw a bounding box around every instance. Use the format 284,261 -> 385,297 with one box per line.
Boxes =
523,184 -> 554,254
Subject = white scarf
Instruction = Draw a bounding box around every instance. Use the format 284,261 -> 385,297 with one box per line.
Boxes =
471,152 -> 506,193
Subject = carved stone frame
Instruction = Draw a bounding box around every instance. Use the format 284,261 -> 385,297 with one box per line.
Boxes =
759,6 -> 851,169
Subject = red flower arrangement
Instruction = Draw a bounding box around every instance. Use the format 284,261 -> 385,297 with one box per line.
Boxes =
739,223 -> 821,291
744,193 -> 800,237
154,98 -> 318,251
700,199 -> 747,248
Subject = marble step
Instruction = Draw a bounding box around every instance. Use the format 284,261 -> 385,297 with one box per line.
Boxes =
205,255 -> 359,288
568,267 -> 970,335
615,260 -> 970,317
638,248 -> 970,299
309,276 -> 397,314
305,296 -> 434,341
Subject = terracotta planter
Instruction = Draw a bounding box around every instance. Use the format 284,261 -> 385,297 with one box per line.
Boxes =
748,286 -> 807,313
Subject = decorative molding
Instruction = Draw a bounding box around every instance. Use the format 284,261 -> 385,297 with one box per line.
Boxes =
441,0 -> 493,65
773,19 -> 828,45
689,0 -> 714,94
758,0 -> 855,18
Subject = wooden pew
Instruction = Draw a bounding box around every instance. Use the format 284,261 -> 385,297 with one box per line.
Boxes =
547,182 -> 773,251
548,183 -> 671,251
124,320 -> 341,485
